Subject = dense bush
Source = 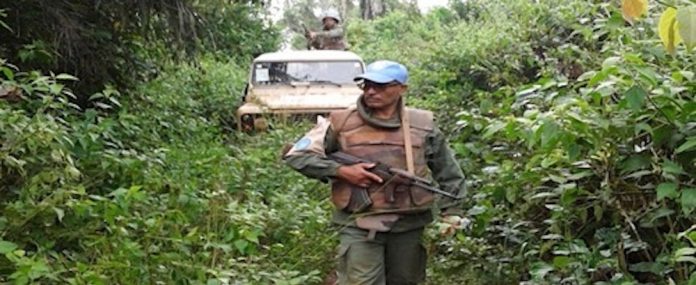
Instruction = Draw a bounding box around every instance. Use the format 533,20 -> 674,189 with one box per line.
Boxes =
2,0 -> 695,284
0,57 -> 336,283
349,0 -> 695,283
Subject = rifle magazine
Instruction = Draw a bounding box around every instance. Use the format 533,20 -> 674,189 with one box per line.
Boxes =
346,188 -> 372,213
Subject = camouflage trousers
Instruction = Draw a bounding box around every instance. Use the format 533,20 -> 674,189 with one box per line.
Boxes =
336,226 -> 427,285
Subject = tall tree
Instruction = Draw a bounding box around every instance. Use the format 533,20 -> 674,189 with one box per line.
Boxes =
360,0 -> 384,19
0,0 -> 278,99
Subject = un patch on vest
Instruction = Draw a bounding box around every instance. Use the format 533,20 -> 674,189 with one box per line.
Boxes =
293,137 -> 312,151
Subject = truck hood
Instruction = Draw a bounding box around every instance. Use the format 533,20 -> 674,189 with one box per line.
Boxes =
248,87 -> 361,110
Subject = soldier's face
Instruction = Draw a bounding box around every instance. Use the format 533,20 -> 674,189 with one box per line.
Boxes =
360,80 -> 407,110
323,18 -> 337,28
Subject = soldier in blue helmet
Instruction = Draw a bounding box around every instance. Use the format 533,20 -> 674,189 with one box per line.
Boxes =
284,60 -> 469,284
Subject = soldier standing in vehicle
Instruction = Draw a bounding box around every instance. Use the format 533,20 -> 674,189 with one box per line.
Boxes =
305,9 -> 347,50
284,60 -> 468,284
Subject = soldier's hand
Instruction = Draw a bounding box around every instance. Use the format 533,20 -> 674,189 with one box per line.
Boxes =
337,163 -> 383,188
437,215 -> 472,236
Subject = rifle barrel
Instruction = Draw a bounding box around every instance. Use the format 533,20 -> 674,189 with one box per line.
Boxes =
411,181 -> 462,199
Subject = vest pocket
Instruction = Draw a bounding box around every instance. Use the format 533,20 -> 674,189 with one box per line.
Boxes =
409,186 -> 435,207
331,182 -> 372,213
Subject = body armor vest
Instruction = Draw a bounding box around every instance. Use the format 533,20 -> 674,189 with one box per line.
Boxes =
320,35 -> 346,50
319,26 -> 346,50
329,107 -> 435,214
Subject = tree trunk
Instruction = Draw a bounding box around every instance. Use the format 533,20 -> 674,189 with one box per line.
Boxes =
360,0 -> 384,20
340,0 -> 348,21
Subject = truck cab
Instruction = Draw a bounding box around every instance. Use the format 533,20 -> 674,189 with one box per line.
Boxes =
236,50 -> 365,131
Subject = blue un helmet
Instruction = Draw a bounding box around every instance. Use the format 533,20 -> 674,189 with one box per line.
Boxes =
354,60 -> 408,85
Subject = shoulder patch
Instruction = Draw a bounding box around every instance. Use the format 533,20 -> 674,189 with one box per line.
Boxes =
293,137 -> 312,151
284,115 -> 331,157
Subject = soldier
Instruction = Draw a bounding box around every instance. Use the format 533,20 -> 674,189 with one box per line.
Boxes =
305,9 -> 347,50
284,60 -> 468,285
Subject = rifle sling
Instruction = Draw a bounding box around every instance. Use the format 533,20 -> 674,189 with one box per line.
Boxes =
401,99 -> 415,175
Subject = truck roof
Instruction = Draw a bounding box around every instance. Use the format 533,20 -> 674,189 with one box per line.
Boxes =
253,50 -> 363,62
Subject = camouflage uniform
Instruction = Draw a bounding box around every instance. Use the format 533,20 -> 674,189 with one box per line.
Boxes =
310,26 -> 347,50
284,96 -> 466,285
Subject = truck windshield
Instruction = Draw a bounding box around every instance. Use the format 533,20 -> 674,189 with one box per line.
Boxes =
252,61 -> 364,85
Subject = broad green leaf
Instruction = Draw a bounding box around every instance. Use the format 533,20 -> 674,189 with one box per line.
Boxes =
681,188 -> 696,215
53,207 -> 65,222
621,0 -> 648,23
0,66 -> 13,80
657,183 -> 679,201
540,120 -> 561,149
620,155 -> 651,174
483,121 -> 506,139
234,239 -> 249,253
55,73 -> 78,81
625,85 -> 647,111
561,187 -> 578,206
48,83 -> 64,95
530,262 -> 554,279
602,56 -> 622,67
675,247 -> 696,257
553,256 -> 571,268
653,125 -> 675,146
566,144 -> 581,161
0,240 -> 17,254
636,67 -> 659,87
589,68 -> 616,86
629,262 -> 665,274
89,93 -> 105,101
635,123 -> 653,136
675,139 -> 696,154
677,6 -> 696,50
676,256 -> 696,264
659,8 -> 682,55
662,160 -> 685,176
541,156 -> 558,168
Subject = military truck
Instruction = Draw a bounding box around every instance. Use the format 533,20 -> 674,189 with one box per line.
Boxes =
236,50 -> 365,131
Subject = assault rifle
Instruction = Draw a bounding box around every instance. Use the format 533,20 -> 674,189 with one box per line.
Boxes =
328,151 -> 463,211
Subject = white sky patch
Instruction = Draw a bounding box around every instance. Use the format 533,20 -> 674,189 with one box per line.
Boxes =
417,0 -> 448,13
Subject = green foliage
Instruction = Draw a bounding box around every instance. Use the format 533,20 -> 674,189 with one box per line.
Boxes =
0,57 -> 334,283
0,0 -> 279,98
2,0 -> 695,284
349,0 -> 695,283
195,3 -> 280,60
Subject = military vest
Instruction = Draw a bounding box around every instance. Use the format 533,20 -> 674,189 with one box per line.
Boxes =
329,107 -> 435,214
320,27 -> 346,50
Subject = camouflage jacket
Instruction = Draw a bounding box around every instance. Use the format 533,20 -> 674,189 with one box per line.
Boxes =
310,26 -> 346,50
